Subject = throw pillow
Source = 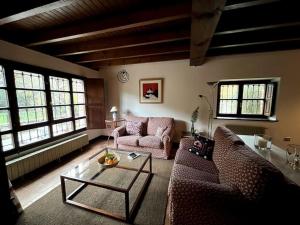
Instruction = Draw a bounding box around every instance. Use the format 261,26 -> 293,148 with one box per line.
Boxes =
188,135 -> 215,160
155,126 -> 167,138
126,121 -> 143,136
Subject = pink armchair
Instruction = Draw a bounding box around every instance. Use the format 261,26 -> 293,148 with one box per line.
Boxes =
112,116 -> 175,159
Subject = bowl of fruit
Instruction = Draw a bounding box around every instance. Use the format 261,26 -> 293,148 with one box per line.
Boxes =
97,152 -> 120,168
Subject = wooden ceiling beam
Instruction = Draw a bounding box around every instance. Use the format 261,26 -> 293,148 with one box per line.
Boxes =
190,0 -> 226,66
43,29 -> 190,57
25,2 -> 191,47
88,52 -> 190,69
224,0 -> 280,11
0,0 -> 79,26
215,21 -> 300,36
66,41 -> 190,63
210,37 -> 300,49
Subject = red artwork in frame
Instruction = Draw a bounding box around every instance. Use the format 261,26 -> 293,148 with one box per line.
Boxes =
139,78 -> 163,103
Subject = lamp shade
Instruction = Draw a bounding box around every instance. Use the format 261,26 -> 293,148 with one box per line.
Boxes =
110,106 -> 118,112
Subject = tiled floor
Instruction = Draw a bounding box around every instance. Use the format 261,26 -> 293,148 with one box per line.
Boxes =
13,137 -> 171,224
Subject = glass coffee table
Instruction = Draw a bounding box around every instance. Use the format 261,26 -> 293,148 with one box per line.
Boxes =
60,147 -> 152,222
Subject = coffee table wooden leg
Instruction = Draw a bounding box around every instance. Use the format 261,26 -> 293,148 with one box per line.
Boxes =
60,176 -> 66,203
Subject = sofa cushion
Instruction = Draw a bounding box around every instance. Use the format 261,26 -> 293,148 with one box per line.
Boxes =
175,149 -> 219,175
172,163 -> 219,184
147,117 -> 174,136
155,126 -> 167,138
139,135 -> 163,149
125,121 -> 143,136
213,126 -> 245,171
117,136 -> 140,147
219,144 -> 284,201
125,116 -> 148,135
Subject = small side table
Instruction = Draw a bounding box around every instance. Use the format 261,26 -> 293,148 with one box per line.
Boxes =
105,118 -> 125,129
181,131 -> 206,138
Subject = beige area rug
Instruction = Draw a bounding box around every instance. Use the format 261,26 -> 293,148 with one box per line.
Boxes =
16,158 -> 174,225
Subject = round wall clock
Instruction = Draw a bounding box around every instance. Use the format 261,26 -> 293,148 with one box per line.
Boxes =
117,70 -> 129,83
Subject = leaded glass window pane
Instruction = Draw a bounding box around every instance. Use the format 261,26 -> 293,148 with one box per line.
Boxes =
53,106 -> 72,120
0,110 -> 12,132
74,105 -> 86,118
18,126 -> 50,146
14,70 -> 45,90
19,107 -> 48,125
73,93 -> 85,104
75,118 -> 87,130
72,78 -> 84,92
1,133 -> 14,151
50,76 -> 70,91
52,121 -> 73,136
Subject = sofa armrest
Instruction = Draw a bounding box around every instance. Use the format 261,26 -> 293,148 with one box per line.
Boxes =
169,178 -> 246,225
161,127 -> 173,142
112,125 -> 126,148
178,137 -> 194,151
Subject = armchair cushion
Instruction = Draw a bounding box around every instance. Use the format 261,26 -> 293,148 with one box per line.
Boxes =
139,136 -> 163,149
117,136 -> 140,147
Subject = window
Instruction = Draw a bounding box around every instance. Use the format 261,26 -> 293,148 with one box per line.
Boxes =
217,79 -> 277,119
0,65 -> 14,151
50,76 -> 72,120
72,78 -> 87,130
0,59 -> 87,156
15,70 -> 48,126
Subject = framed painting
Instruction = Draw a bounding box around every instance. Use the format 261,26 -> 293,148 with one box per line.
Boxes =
139,78 -> 163,103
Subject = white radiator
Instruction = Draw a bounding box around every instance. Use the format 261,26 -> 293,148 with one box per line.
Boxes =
6,134 -> 89,181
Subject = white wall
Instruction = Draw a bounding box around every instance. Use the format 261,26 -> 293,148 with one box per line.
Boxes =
0,40 -> 101,78
0,40 -> 105,140
100,49 -> 300,148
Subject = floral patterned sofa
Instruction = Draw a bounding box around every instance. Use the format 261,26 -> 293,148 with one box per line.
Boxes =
112,116 -> 175,159
168,126 -> 300,225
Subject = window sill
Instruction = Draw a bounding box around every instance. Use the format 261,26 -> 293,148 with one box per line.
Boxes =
214,117 -> 278,122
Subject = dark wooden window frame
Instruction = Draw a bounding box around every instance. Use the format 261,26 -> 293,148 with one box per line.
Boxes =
216,79 -> 278,119
0,59 -> 87,157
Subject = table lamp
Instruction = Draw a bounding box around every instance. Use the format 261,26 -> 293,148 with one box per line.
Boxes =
110,106 -> 118,121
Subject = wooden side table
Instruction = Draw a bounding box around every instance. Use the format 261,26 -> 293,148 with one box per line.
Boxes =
105,118 -> 125,129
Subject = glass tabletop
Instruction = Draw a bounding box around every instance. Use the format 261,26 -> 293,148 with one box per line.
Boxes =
61,147 -> 151,190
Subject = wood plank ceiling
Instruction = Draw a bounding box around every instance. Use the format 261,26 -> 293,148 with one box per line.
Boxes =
0,0 -> 300,70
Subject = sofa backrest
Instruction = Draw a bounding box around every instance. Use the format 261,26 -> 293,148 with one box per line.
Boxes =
213,126 -> 245,170
219,144 -> 285,202
125,115 -> 148,136
213,126 -> 286,202
147,117 -> 174,136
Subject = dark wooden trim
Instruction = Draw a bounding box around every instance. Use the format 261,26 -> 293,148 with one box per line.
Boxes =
0,0 -> 79,26
224,0 -> 279,11
215,22 -> 300,36
88,52 -> 189,68
40,29 -> 190,57
67,41 -> 190,63
210,37 -> 300,49
25,2 -> 191,46
190,0 -> 226,66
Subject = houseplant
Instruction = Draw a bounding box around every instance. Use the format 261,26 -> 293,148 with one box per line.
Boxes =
190,106 -> 199,136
